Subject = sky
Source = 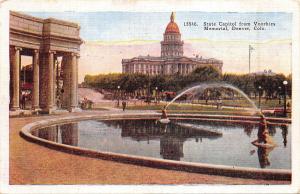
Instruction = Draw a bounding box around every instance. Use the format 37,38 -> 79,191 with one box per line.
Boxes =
24,11 -> 293,82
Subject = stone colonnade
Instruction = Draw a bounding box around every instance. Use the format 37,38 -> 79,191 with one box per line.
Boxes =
9,11 -> 82,114
10,47 -> 80,113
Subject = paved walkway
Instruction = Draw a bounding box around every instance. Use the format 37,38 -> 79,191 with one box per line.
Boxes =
9,111 -> 290,185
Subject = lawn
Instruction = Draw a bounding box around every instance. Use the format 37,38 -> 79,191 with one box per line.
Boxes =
126,103 -> 257,116
192,98 -> 290,109
125,99 -> 291,117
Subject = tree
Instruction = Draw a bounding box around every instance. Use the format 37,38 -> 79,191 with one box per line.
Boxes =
189,65 -> 222,83
83,69 -> 291,100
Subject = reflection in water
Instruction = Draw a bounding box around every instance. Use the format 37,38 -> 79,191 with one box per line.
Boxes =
104,120 -> 221,160
257,147 -> 274,168
243,124 -> 254,137
281,125 -> 288,147
160,136 -> 184,160
254,124 -> 289,168
60,123 -> 78,146
268,125 -> 276,136
35,123 -> 78,146
37,125 -> 59,142
33,119 -> 291,169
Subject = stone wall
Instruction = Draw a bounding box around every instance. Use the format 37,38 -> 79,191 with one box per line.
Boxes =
10,11 -> 82,53
10,12 -> 43,35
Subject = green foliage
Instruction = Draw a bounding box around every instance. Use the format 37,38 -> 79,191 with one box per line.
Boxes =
83,65 -> 292,98
191,65 -> 222,82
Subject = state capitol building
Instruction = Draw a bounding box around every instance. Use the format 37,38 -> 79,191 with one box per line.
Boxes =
122,12 -> 223,75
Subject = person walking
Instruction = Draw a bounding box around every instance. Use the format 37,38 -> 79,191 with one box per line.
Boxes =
122,100 -> 127,111
21,91 -> 26,109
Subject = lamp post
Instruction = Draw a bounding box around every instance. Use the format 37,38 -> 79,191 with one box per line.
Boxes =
249,45 -> 254,74
278,86 -> 281,105
155,87 -> 158,103
258,86 -> 262,108
147,71 -> 151,104
283,80 -> 288,117
117,85 -> 120,107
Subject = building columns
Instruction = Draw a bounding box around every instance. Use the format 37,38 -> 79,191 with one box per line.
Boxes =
10,46 -> 22,110
32,49 -> 39,110
45,51 -> 56,113
10,49 -> 80,114
69,53 -> 79,112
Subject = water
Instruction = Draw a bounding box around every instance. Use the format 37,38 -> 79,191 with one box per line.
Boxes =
33,119 -> 291,169
166,82 -> 259,114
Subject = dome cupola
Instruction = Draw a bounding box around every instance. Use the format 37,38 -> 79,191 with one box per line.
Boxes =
161,12 -> 184,58
165,12 -> 180,34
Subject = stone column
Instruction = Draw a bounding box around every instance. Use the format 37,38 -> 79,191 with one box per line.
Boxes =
61,55 -> 70,109
53,56 -> 57,109
69,53 -> 79,112
10,46 -> 22,110
32,49 -> 39,110
76,54 -> 80,105
47,51 -> 55,112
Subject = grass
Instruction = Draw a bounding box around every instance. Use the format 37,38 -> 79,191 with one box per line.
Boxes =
125,99 -> 291,117
126,103 -> 257,116
192,98 -> 290,109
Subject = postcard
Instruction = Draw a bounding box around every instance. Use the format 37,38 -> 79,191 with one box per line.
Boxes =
0,0 -> 299,193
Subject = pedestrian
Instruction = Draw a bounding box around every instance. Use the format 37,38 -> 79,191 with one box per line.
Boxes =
122,100 -> 126,111
21,91 -> 26,109
217,97 -> 222,109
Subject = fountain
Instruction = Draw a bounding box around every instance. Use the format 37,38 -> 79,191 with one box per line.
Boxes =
159,105 -> 170,124
160,82 -> 276,147
251,112 -> 277,148
19,81 -> 290,179
166,82 -> 258,111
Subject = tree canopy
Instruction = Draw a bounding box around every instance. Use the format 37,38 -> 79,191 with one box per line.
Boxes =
83,65 -> 292,98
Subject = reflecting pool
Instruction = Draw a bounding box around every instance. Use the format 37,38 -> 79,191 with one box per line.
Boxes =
33,119 -> 291,169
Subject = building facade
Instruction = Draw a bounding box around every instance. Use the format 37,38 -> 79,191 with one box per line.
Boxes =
122,12 -> 223,75
9,11 -> 82,114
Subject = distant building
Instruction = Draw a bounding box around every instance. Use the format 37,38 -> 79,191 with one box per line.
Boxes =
122,12 -> 223,75
250,69 -> 276,76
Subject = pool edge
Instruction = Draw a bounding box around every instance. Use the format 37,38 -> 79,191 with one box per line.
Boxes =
20,113 -> 292,181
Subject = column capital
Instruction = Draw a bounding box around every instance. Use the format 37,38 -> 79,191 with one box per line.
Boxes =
70,52 -> 80,57
33,49 -> 40,54
47,50 -> 56,54
14,46 -> 22,51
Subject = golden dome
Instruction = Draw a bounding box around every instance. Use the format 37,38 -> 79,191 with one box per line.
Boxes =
165,12 -> 180,34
